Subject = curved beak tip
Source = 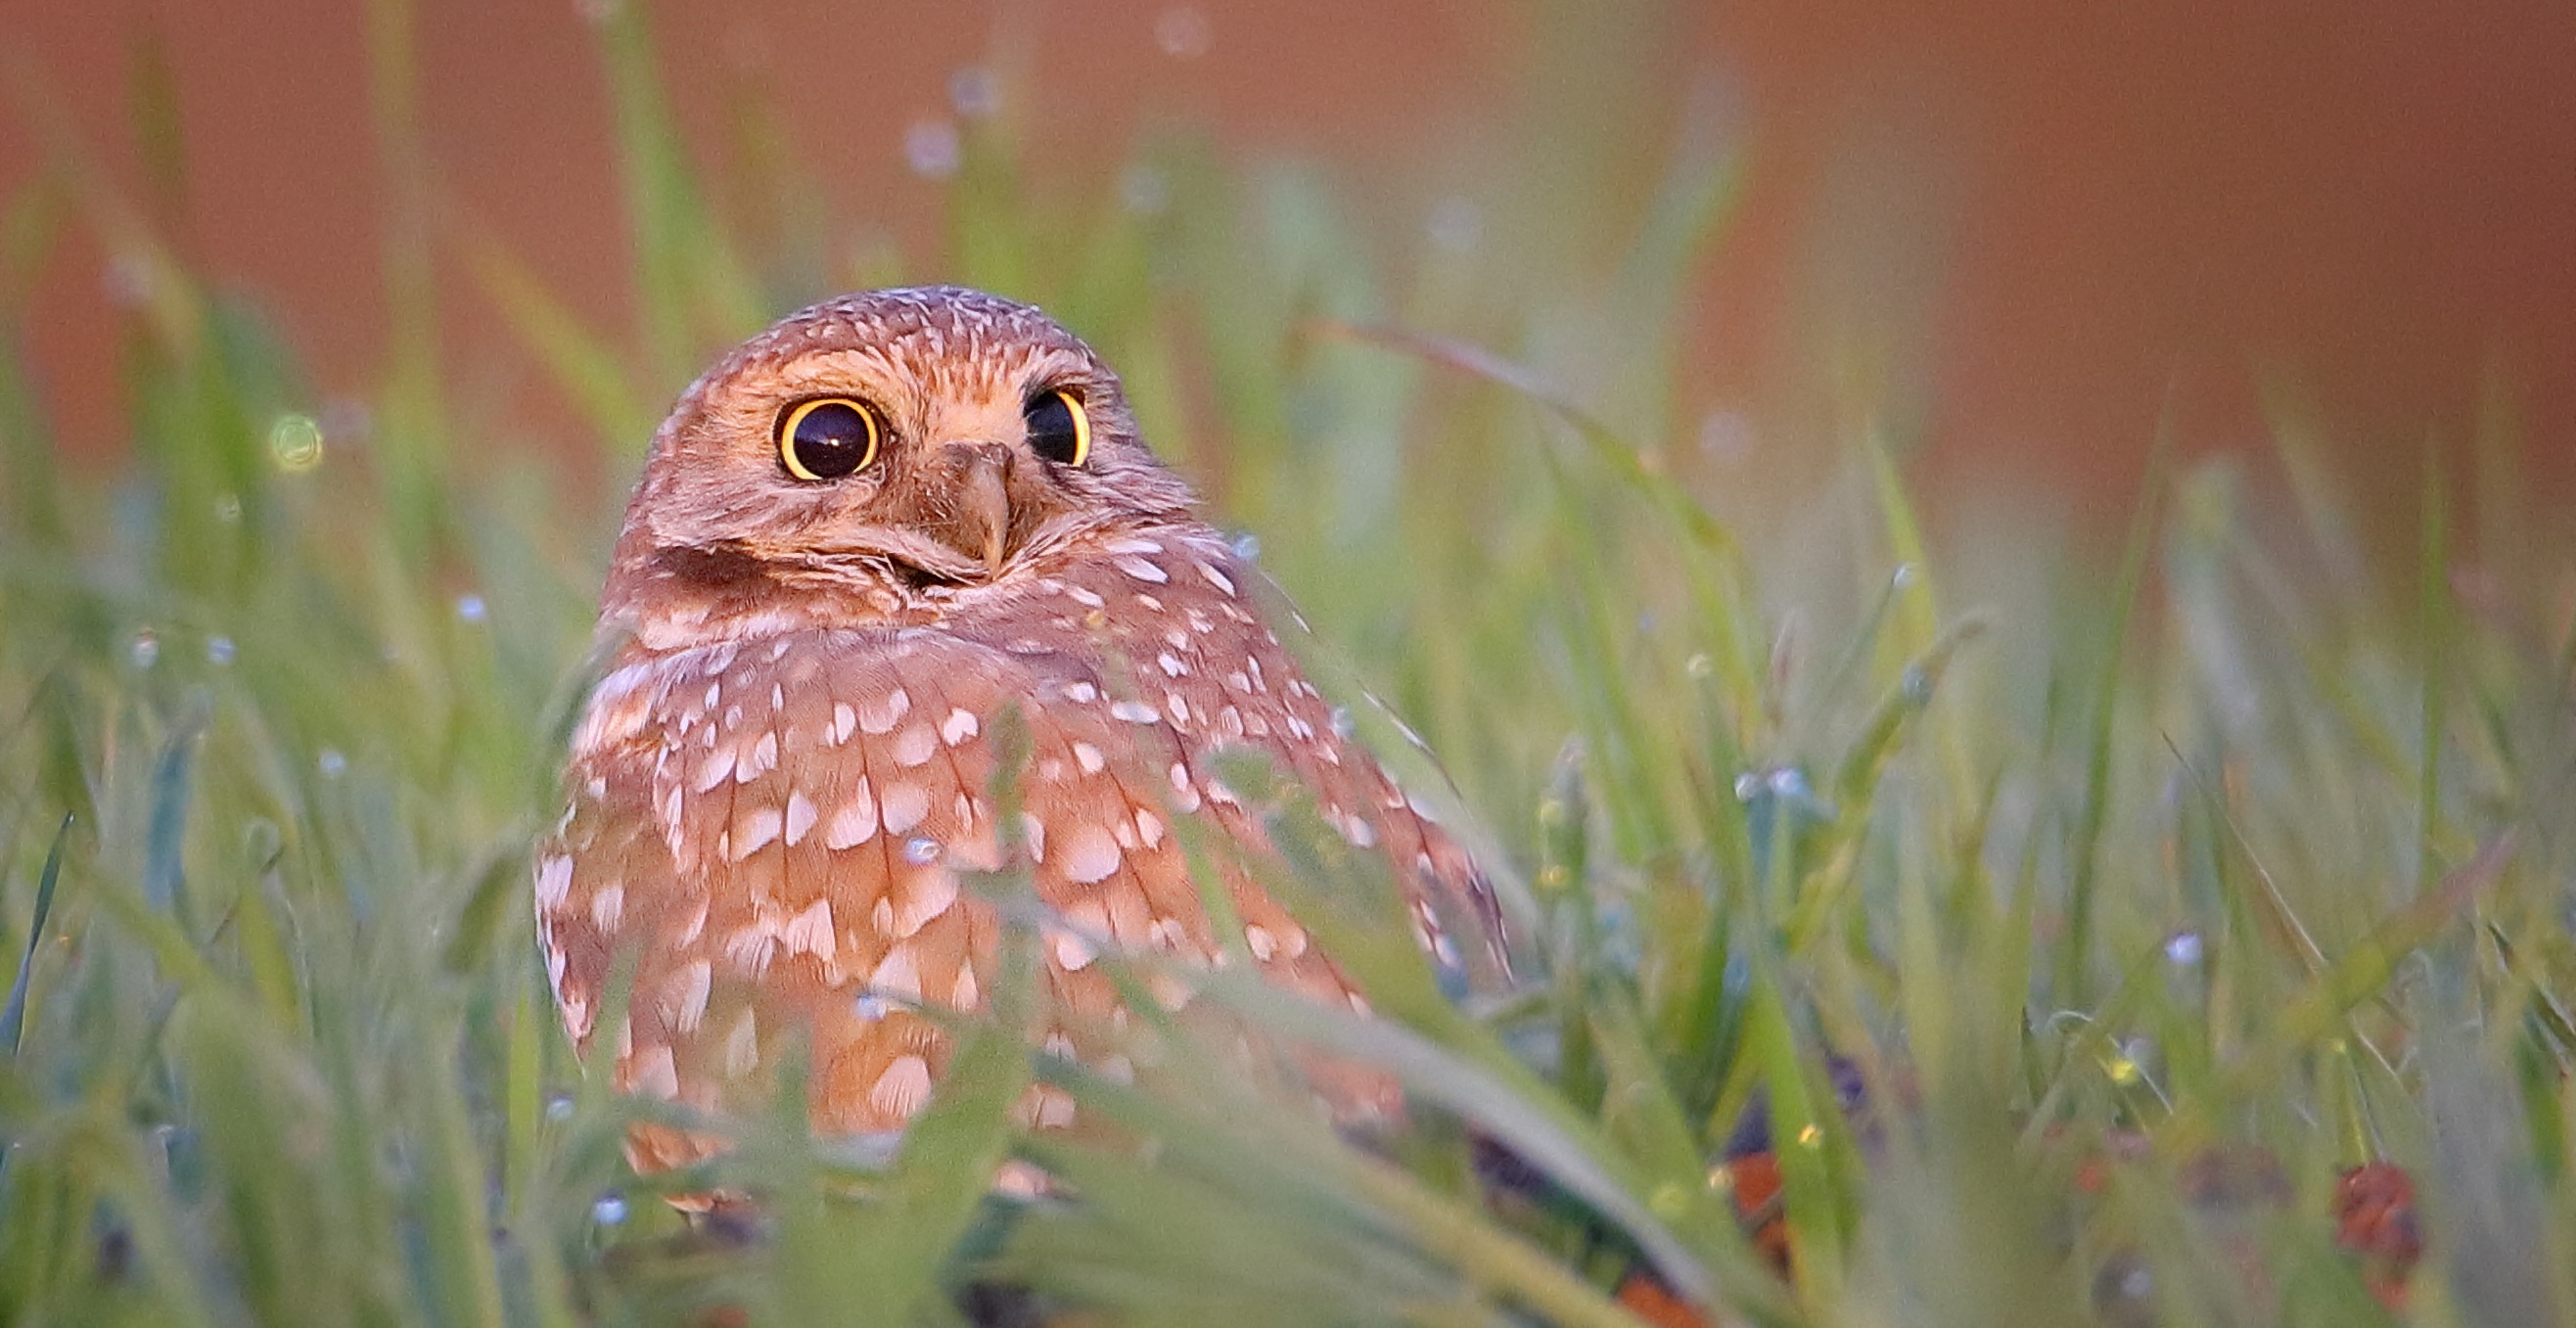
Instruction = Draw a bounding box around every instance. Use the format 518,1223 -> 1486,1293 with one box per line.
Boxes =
960,449 -> 1015,580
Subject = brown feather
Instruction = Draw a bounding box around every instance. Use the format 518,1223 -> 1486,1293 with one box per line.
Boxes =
537,287 -> 1501,1165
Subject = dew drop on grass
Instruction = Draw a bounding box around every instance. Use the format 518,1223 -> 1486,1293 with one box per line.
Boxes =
1901,662 -> 1934,705
1228,531 -> 1261,562
903,119 -> 961,180
854,994 -> 888,1022
318,750 -> 347,779
903,836 -> 943,866
544,1095 -> 575,1122
2164,931 -> 2203,966
130,630 -> 160,669
207,636 -> 235,665
455,593 -> 487,623
268,413 -> 324,473
591,1193 -> 628,1227
947,67 -> 996,118
1329,707 -> 1355,739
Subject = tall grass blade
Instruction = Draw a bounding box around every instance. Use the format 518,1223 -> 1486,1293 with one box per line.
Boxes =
363,0 -> 448,558
2416,439 -> 2451,892
1,813 -> 70,1055
2058,437 -> 2167,1008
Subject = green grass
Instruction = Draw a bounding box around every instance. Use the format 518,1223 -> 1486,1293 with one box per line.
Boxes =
5,4 -> 2575,1325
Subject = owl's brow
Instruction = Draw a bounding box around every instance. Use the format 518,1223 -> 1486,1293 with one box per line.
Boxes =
754,341 -> 1092,410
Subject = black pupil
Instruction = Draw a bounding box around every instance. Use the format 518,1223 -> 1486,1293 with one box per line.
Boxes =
1026,391 -> 1081,464
790,401 -> 871,478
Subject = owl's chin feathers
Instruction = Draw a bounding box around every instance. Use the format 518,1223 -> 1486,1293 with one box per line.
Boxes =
796,511 -> 1134,592
609,521 -> 1119,650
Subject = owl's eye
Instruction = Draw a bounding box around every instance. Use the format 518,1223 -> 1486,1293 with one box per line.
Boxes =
776,397 -> 882,481
1025,388 -> 1090,467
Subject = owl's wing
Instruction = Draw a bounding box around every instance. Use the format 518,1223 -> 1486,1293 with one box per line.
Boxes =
973,526 -> 1505,985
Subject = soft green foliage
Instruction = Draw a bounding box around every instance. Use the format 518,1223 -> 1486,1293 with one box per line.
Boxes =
4,4 -> 2575,1325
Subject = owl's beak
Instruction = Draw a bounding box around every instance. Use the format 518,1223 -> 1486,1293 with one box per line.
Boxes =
956,444 -> 1014,580
902,440 -> 1026,583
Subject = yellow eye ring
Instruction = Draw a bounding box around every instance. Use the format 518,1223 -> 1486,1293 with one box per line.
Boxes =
777,397 -> 882,481
1025,388 -> 1090,467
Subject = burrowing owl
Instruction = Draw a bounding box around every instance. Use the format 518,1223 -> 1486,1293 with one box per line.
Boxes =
535,287 -> 1501,1169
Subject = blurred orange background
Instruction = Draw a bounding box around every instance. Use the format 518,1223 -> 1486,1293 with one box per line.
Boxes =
3,0 -> 2570,521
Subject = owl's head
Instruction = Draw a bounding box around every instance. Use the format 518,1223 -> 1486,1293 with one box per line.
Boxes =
606,287 -> 1198,627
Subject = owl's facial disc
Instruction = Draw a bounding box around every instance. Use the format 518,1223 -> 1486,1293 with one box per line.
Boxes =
610,289 -> 1210,621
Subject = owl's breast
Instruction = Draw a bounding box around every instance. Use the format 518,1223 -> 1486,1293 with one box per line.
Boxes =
536,524 -> 1495,1147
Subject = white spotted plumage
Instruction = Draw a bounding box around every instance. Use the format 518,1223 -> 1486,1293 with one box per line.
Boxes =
535,286 -> 1502,1177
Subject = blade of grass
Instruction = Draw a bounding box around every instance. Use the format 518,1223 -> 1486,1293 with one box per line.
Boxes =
2416,439 -> 2450,893
459,228 -> 658,451
2165,834 -> 2515,1155
1,812 -> 70,1054
363,0 -> 450,558
1320,320 -> 1762,710
592,0 -> 761,387
2059,436 -> 2168,1009
141,704 -> 207,931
